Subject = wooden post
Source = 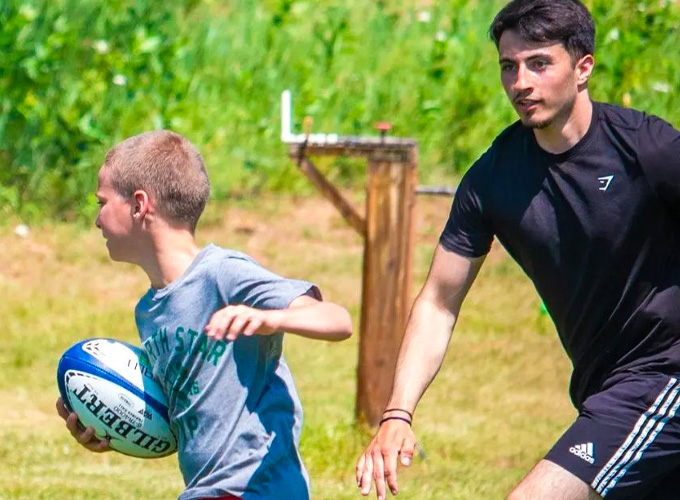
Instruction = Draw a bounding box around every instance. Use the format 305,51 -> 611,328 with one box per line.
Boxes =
288,136 -> 417,427
297,156 -> 366,237
357,148 -> 417,425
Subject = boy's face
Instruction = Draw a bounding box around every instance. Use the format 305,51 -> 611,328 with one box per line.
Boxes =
498,29 -> 592,129
95,168 -> 139,263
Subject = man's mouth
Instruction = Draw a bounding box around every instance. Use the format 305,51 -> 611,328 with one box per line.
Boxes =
515,98 -> 540,112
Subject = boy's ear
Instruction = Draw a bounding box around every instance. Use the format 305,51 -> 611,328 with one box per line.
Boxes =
132,189 -> 152,220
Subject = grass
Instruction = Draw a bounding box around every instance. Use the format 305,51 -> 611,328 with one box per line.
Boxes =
0,193 -> 574,499
2,1 -> 677,496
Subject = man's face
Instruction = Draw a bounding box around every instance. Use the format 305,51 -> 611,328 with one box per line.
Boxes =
94,168 -> 138,262
498,30 -> 589,129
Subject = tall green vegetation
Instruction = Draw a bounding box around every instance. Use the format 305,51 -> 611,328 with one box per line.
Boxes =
1,0 -> 679,221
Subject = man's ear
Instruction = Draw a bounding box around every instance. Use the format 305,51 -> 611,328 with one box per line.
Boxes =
132,189 -> 151,221
576,54 -> 595,86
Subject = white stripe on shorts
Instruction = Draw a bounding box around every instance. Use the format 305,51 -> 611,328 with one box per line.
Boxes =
591,377 -> 680,496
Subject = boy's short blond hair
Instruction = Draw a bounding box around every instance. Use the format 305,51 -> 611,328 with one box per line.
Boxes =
103,130 -> 210,232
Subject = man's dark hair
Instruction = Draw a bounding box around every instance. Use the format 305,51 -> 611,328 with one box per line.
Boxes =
489,0 -> 595,61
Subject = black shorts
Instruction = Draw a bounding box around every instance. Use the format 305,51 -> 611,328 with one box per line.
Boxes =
545,372 -> 680,499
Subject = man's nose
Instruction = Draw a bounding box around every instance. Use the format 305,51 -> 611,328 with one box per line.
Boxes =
513,64 -> 531,92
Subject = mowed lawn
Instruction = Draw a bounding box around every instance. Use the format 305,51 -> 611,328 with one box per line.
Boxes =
0,194 -> 573,500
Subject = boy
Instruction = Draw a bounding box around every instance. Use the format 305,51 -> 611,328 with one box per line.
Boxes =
56,130 -> 353,500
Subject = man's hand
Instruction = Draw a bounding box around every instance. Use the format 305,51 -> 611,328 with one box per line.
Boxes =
356,419 -> 417,500
55,397 -> 111,453
205,305 -> 280,341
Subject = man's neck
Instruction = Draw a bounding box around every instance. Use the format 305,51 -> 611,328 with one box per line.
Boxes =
534,94 -> 593,155
139,229 -> 202,290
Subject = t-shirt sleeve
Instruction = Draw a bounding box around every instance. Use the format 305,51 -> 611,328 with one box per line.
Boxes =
218,255 -> 320,310
439,152 -> 495,257
637,114 -> 680,212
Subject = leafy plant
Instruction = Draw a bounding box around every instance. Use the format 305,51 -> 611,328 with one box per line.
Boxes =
2,0 -> 679,222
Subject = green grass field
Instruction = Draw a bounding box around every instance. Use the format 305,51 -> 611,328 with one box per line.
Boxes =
2,0 -> 679,497
0,194 -> 574,499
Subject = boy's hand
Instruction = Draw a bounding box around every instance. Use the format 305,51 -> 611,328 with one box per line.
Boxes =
205,305 -> 280,341
55,397 -> 111,453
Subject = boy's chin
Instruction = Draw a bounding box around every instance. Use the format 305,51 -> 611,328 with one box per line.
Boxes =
106,243 -> 131,263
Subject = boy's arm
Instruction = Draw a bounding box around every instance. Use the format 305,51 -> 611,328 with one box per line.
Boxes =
205,294 -> 353,342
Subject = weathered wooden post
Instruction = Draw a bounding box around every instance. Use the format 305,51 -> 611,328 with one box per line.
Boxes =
282,91 -> 418,425
357,140 -> 418,425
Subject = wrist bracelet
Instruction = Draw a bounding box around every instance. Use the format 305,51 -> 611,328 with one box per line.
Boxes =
379,415 -> 412,426
383,408 -> 413,419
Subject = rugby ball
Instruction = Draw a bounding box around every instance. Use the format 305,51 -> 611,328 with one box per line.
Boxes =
57,338 -> 177,458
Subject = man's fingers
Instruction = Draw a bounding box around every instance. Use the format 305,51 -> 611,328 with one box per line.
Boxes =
355,424 -> 420,499
371,447 -> 387,500
384,445 -> 400,495
400,436 -> 417,467
360,453 -> 374,496
356,454 -> 366,487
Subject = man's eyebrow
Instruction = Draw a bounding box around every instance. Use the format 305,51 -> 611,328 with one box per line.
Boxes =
499,52 -> 555,64
526,52 -> 555,60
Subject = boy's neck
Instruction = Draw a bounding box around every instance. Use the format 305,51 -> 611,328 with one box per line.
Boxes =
139,229 -> 202,289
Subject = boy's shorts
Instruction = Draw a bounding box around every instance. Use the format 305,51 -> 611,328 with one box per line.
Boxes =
545,372 -> 680,499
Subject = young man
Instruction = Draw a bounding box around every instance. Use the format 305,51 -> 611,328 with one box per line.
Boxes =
356,0 -> 680,499
56,130 -> 353,500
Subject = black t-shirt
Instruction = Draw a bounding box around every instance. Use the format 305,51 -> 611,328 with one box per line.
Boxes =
440,101 -> 680,409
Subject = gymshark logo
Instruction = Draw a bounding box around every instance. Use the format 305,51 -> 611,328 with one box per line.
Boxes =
598,175 -> 614,191
569,442 -> 595,464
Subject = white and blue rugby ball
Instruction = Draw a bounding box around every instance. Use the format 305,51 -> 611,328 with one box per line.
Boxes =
57,338 -> 177,459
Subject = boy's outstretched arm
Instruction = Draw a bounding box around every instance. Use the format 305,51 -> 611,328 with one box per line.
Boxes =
205,295 -> 353,342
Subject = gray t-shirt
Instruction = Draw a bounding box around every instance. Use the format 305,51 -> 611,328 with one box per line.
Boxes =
135,244 -> 316,500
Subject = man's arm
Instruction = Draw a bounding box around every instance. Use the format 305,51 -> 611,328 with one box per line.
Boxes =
356,244 -> 486,500
205,294 -> 353,342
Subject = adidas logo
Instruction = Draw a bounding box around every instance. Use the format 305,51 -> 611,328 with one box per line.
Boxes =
569,442 -> 595,464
